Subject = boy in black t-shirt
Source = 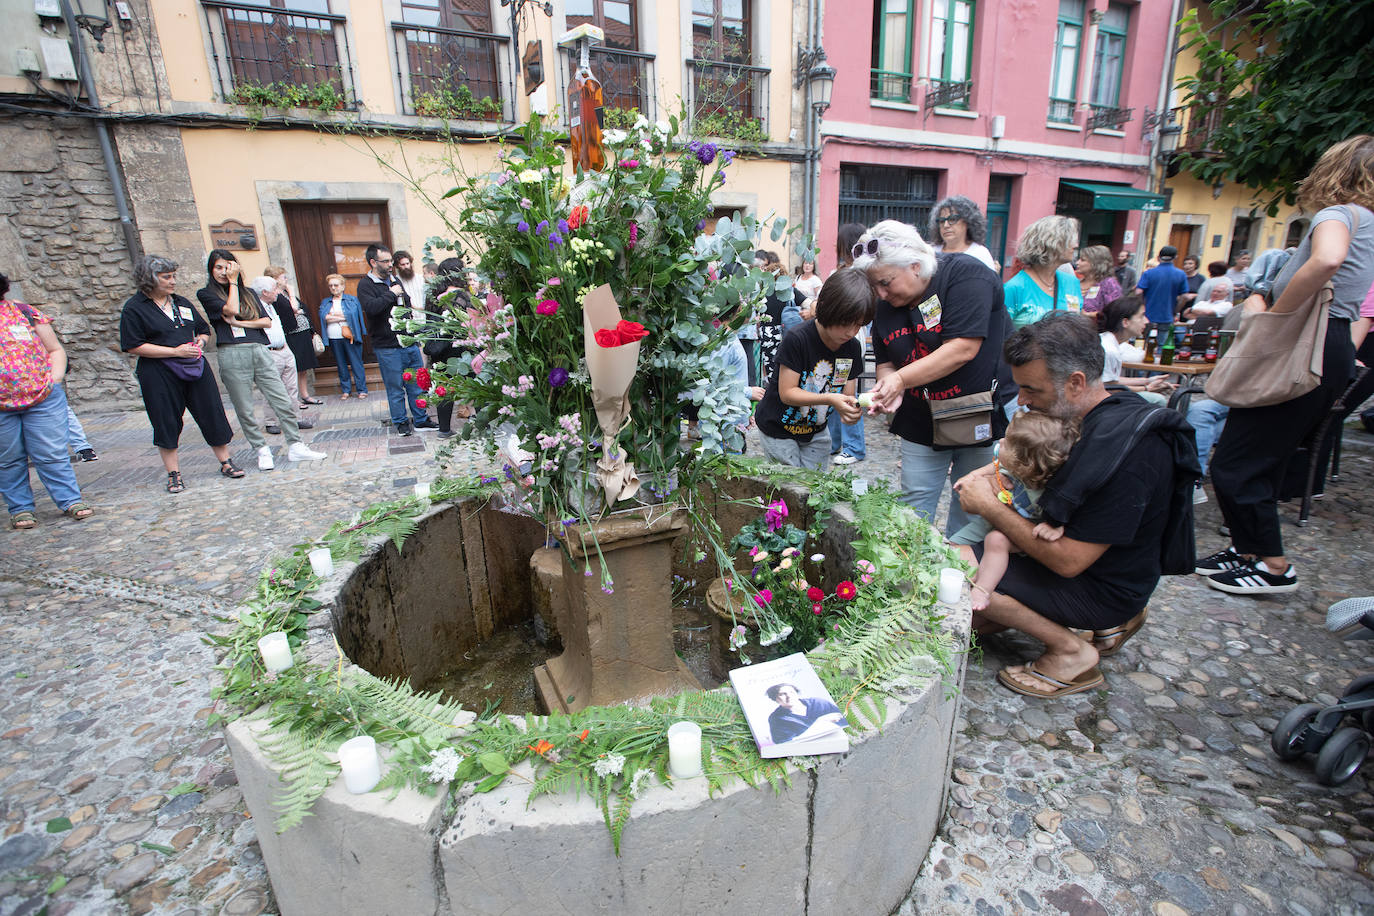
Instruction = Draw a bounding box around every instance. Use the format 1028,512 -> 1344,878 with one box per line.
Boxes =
755,269 -> 875,469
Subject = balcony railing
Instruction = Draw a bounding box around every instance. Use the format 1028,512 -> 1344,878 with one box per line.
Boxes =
871,68 -> 912,103
1087,104 -> 1132,131
392,22 -> 512,122
1181,103 -> 1225,154
559,46 -> 656,123
1047,97 -> 1076,124
687,59 -> 769,143
924,78 -> 971,110
202,0 -> 357,109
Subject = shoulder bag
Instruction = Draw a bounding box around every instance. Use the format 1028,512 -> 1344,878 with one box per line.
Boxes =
927,382 -> 997,447
1204,208 -> 1359,408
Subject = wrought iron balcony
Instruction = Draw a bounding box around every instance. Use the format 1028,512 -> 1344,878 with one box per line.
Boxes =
924,78 -> 971,110
1087,104 -> 1132,131
687,59 -> 770,143
1047,97 -> 1076,124
870,68 -> 913,103
201,0 -> 357,109
559,46 -> 656,123
1181,102 -> 1225,155
392,22 -> 512,122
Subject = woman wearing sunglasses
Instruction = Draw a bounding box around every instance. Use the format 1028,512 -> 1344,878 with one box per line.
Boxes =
929,196 -> 999,273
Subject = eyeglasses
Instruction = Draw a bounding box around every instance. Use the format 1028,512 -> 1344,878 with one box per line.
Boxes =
851,238 -> 880,260
934,215 -> 962,225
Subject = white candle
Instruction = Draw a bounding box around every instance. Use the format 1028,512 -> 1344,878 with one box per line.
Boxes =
414,482 -> 431,499
257,631 -> 293,673
937,568 -> 964,605
851,478 -> 869,497
338,736 -> 381,794
308,547 -> 334,578
667,721 -> 703,779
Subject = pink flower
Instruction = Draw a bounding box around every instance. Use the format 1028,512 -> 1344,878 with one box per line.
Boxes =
618,159 -> 640,168
415,397 -> 428,409
536,299 -> 559,316
753,588 -> 773,607
765,499 -> 788,531
748,546 -> 759,557
547,277 -> 562,286
627,221 -> 639,250
812,603 -> 823,615
434,386 -> 447,396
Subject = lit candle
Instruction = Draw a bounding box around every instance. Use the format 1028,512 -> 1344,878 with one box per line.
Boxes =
308,547 -> 334,578
937,568 -> 964,605
851,478 -> 869,497
257,631 -> 293,673
338,736 -> 381,794
857,392 -> 874,410
414,482 -> 431,499
667,721 -> 703,779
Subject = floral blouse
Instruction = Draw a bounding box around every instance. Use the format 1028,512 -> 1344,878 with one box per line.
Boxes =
0,299 -> 54,411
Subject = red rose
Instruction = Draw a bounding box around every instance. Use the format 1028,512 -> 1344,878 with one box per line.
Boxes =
806,586 -> 825,602
615,319 -> 648,342
594,327 -> 623,347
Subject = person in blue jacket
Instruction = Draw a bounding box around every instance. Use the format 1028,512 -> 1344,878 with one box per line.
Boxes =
318,273 -> 368,398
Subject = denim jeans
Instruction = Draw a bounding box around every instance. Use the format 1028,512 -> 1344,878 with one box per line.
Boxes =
827,409 -> 866,459
1,385 -> 84,514
66,398 -> 92,452
899,438 -> 996,537
1186,398 -> 1229,477
329,338 -> 367,394
374,345 -> 428,426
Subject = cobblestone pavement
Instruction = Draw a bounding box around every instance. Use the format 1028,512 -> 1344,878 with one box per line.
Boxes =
0,395 -> 1371,915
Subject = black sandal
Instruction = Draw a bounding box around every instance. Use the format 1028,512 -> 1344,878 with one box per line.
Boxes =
219,460 -> 245,479
166,471 -> 186,494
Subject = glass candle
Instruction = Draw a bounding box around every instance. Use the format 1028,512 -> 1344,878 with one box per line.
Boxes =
307,547 -> 334,578
257,631 -> 293,673
667,721 -> 703,779
937,568 -> 964,605
338,736 -> 382,794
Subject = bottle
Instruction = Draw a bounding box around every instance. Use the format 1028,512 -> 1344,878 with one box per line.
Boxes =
1143,328 -> 1157,363
1204,328 -> 1220,363
1159,324 -> 1176,366
569,66 -> 607,172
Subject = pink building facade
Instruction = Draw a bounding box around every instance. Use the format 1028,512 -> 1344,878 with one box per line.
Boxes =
817,0 -> 1178,276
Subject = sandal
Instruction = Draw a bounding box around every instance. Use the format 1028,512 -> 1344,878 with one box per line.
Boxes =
11,511 -> 37,530
63,502 -> 95,520
300,397 -> 324,406
997,663 -> 1104,699
166,471 -> 186,494
340,392 -> 350,400
1082,608 -> 1148,658
357,392 -> 368,399
219,460 -> 245,479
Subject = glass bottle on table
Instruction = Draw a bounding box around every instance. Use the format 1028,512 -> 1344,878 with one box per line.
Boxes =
1204,328 -> 1219,363
1143,327 -> 1157,363
1159,324 -> 1176,366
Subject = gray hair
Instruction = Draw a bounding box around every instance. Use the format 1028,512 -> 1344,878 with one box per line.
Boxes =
851,220 -> 938,281
928,195 -> 987,244
1015,216 -> 1080,268
134,255 -> 179,294
249,276 -> 278,298
1078,244 -> 1114,282
1004,311 -> 1104,387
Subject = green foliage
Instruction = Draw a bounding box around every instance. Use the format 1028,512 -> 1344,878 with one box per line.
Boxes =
692,109 -> 767,144
413,84 -> 503,121
229,80 -> 346,118
1175,1 -> 1374,211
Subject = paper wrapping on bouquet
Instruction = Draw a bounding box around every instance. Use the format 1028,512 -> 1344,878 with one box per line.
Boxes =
583,284 -> 641,504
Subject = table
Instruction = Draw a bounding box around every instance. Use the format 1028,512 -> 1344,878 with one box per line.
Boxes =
1121,360 -> 1215,413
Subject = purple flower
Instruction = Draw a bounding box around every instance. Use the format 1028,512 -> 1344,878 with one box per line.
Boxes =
516,220 -> 530,233
722,150 -> 736,165
627,222 -> 638,250
535,220 -> 549,236
695,142 -> 718,165
548,367 -> 569,388
557,218 -> 570,235
480,476 -> 498,484
696,219 -> 706,231
548,231 -> 563,245
503,465 -> 516,481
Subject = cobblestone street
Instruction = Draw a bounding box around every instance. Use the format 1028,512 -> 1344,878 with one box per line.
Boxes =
0,395 -> 1371,915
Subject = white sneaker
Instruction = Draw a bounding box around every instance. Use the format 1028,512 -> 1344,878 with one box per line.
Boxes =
257,445 -> 275,471
287,442 -> 327,462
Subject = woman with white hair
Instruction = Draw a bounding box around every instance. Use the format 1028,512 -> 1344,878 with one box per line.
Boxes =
853,220 -> 1013,535
929,195 -> 999,272
1003,215 -> 1082,327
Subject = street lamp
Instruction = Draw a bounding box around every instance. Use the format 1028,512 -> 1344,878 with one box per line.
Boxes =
796,44 -> 836,115
1157,122 -> 1181,162
796,45 -> 837,241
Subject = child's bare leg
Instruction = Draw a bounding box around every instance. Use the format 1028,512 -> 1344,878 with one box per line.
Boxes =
971,530 -> 1012,612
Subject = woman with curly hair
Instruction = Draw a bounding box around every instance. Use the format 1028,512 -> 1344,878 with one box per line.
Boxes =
1075,244 -> 1123,313
1198,134 -> 1374,596
1003,215 -> 1082,327
929,195 -> 998,272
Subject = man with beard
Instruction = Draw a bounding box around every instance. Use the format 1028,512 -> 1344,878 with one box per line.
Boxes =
953,312 -> 1199,698
394,250 -> 426,320
357,245 -> 436,436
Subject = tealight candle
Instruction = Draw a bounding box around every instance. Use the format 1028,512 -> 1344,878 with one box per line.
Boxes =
257,631 -> 293,673
937,567 -> 964,605
667,721 -> 703,779
308,547 -> 334,578
338,736 -> 381,794
414,482 -> 431,499
851,478 -> 869,497
856,392 -> 874,409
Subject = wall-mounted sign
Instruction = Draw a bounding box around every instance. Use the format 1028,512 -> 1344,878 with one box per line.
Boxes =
209,219 -> 259,251
523,41 -> 545,95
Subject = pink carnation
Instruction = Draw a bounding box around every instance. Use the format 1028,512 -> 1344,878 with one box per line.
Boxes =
753,588 -> 773,607
536,299 -> 559,316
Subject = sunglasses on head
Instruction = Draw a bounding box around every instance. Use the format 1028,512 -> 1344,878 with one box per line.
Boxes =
851,238 -> 880,260
935,215 -> 962,225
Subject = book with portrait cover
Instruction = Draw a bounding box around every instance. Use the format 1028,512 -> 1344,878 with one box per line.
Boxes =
729,652 -> 850,758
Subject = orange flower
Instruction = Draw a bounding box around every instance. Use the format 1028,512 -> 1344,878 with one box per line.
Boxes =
568,205 -> 590,230
527,739 -> 555,756
579,729 -> 590,741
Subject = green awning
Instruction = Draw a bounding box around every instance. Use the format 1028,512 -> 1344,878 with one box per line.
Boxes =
1060,180 -> 1167,212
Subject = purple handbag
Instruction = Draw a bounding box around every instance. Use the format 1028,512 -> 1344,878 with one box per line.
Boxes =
165,355 -> 205,381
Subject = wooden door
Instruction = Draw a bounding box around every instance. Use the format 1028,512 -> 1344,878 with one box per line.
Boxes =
1169,224 -> 1196,258
283,202 -> 390,367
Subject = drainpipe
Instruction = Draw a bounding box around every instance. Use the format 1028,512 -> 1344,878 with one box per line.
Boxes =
1143,0 -> 1185,260
60,0 -> 141,265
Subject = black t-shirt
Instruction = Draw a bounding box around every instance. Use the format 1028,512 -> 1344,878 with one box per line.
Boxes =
120,291 -> 209,352
1052,396 -> 1174,609
755,320 -> 864,441
871,252 -> 1008,447
197,284 -> 270,347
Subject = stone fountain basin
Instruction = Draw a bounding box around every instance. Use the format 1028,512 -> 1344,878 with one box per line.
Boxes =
224,480 -> 970,915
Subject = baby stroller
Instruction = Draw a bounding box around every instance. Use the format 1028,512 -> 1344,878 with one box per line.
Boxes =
1270,597 -> 1374,786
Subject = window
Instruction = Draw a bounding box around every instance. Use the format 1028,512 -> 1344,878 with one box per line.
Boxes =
928,0 -> 974,108
394,0 -> 505,120
985,175 -> 1014,271
837,165 -> 938,229
1090,2 -> 1129,109
691,0 -> 750,63
400,0 -> 492,31
202,0 -> 356,106
871,0 -> 913,102
566,1 -> 652,116
1048,0 -> 1083,123
689,0 -> 765,140
567,0 -> 636,51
